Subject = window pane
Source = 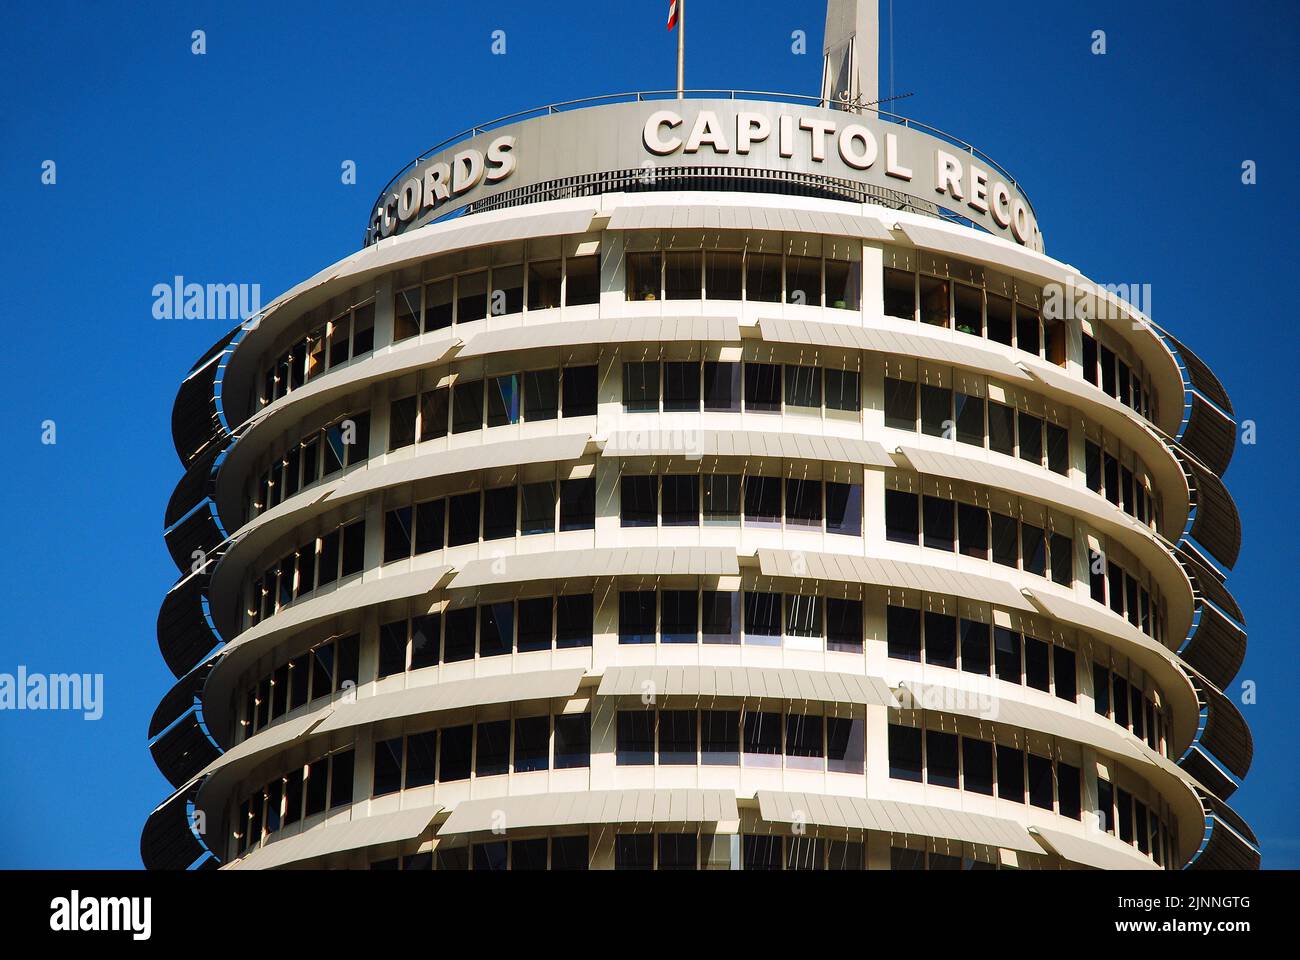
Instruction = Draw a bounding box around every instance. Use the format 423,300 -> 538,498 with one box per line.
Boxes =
373,738 -> 403,796
826,483 -> 862,536
883,378 -> 917,430
456,270 -> 488,324
825,369 -> 860,411
559,478 -> 595,530
514,716 -> 550,772
441,723 -> 473,780
551,836 -> 589,870
411,614 -> 439,669
883,268 -> 915,320
743,592 -> 781,645
743,363 -> 781,411
626,252 -> 661,301
784,364 -> 821,408
447,491 -> 480,546
490,265 -> 523,317
926,730 -> 959,787
419,388 -> 449,441
746,253 -> 782,302
662,475 -> 699,526
988,402 -> 1015,455
1054,647 -> 1077,701
521,481 -> 555,535
415,499 -> 444,554
661,590 -> 698,644
996,745 -> 1024,802
383,507 -> 412,564
702,710 -> 740,764
986,293 -> 1012,344
1022,523 -> 1046,576
619,591 -> 656,645
994,627 -> 1022,683
476,720 -> 509,777
991,513 -> 1018,567
888,725 -> 922,781
516,597 -> 552,652
743,476 -> 781,527
958,502 -> 988,559
1025,636 -> 1050,691
394,288 -> 421,342
919,275 -> 949,327
443,608 -> 476,663
703,474 -> 741,525
920,385 -> 952,437
452,379 -> 483,434
786,478 -> 822,527
1050,533 -> 1073,585
785,594 -> 823,638
954,283 -> 982,336
663,361 -> 700,411
1018,411 -> 1044,465
523,369 -> 559,421
703,361 -> 740,412
623,361 -> 659,412
389,396 -> 416,450
960,619 -> 991,675
827,716 -> 865,773
705,251 -> 743,300
702,591 -> 740,645
555,594 -> 593,648
566,254 -> 600,306
1027,753 -> 1054,809
922,495 -> 955,550
786,714 -> 824,768
621,475 -> 658,527
924,611 -> 957,668
786,255 -> 820,305
659,833 -> 698,871
885,489 -> 919,544
825,259 -> 861,310
424,279 -> 453,330
660,710 -> 698,764
616,711 -> 654,765
743,711 -> 782,760
479,602 -> 513,658
664,251 -> 702,300
826,597 -> 863,653
955,393 -> 984,445
963,739 -> 994,795
487,374 -> 520,427
482,486 -> 516,541
562,365 -> 597,417
887,605 -> 921,662
555,714 -> 591,769
528,259 -> 562,310
377,620 -> 407,679
615,834 -> 653,870
1047,422 -> 1069,475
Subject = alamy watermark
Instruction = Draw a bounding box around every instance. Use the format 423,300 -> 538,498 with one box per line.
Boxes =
152,275 -> 261,321
0,667 -> 103,720
1043,274 -> 1153,330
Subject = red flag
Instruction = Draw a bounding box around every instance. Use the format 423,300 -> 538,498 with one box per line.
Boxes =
667,0 -> 679,30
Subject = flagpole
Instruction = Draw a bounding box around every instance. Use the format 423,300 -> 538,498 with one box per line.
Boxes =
676,0 -> 685,99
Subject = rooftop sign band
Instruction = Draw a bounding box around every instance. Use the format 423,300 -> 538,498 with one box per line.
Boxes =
367,98 -> 1042,252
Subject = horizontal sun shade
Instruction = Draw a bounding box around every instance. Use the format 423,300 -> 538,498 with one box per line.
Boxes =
314,669 -> 587,734
1190,673 -> 1253,780
755,548 -> 1033,612
1029,826 -> 1160,870
598,665 -> 898,708
606,203 -> 894,240
602,430 -> 893,466
438,789 -> 739,836
1176,448 -> 1242,570
756,790 -> 1040,854
171,327 -> 237,466
230,807 -> 441,871
140,778 -> 214,871
449,546 -> 739,591
1179,394 -> 1236,478
157,570 -> 221,679
456,316 -> 741,358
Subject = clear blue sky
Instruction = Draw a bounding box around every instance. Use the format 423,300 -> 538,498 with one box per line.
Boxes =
0,0 -> 1294,868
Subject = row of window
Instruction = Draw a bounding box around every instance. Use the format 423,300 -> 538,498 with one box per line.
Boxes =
883,376 -> 1070,476
374,714 -> 593,793
617,589 -> 864,652
882,266 -> 1064,365
887,724 -> 1083,819
240,635 -> 360,739
387,366 -> 597,451
1096,776 -> 1174,865
376,596 -> 595,676
373,836 -> 591,871
382,479 -> 596,563
260,303 -> 376,409
625,249 -> 862,309
620,473 -> 863,535
1093,663 -> 1166,755
1083,332 -> 1154,421
884,488 -> 1075,586
237,749 -> 354,854
886,606 -> 1079,703
889,847 -> 1001,870
252,412 -> 371,518
615,708 -> 865,773
394,254 -> 601,343
1087,549 -> 1162,640
250,518 -> 366,624
1085,438 -> 1158,528
622,360 -> 860,414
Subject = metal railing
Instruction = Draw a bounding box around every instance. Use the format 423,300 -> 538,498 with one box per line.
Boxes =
367,89 -> 1035,233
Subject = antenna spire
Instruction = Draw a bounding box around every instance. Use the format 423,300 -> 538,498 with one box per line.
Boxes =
821,0 -> 880,111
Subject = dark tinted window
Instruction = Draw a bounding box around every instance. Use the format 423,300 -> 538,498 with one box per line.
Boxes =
888,725 -> 923,782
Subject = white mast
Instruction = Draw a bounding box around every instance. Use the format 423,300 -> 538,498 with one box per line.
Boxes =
821,0 -> 880,111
